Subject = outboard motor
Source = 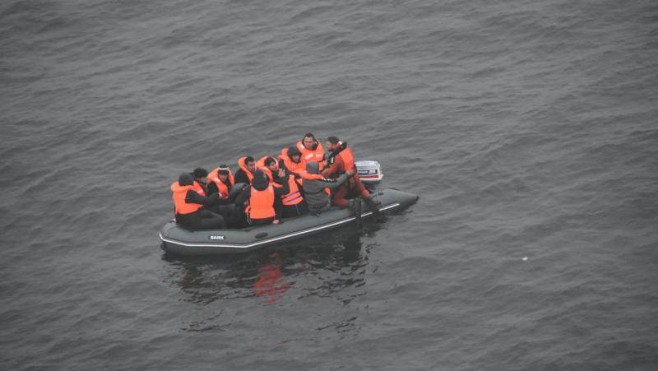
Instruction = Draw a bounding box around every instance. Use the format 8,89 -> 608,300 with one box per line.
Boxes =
355,160 -> 383,193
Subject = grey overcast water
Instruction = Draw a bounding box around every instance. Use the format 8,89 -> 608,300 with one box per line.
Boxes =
1,0 -> 657,370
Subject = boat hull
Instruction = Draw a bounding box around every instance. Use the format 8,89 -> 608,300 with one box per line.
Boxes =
159,188 -> 418,256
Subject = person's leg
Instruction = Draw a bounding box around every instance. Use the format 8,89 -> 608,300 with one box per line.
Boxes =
282,202 -> 309,218
350,176 -> 370,198
331,185 -> 350,208
250,216 -> 275,225
198,209 -> 226,229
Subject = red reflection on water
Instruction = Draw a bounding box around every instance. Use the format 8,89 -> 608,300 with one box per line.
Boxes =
253,253 -> 290,304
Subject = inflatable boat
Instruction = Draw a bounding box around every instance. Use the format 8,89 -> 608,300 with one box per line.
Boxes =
159,187 -> 418,256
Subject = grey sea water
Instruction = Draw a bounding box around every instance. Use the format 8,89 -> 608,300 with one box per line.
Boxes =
1,0 -> 657,370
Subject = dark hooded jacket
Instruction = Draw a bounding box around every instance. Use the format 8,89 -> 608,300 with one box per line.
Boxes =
174,173 -> 224,230
302,162 -> 350,212
178,173 -> 219,209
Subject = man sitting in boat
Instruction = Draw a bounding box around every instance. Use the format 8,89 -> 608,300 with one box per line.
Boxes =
170,173 -> 226,230
204,164 -> 240,227
278,146 -> 305,175
296,133 -> 325,170
206,164 -> 234,202
257,156 -> 286,184
323,136 -> 380,214
303,161 -> 354,214
234,156 -> 256,185
192,168 -> 210,195
235,170 -> 289,225
256,156 -> 308,218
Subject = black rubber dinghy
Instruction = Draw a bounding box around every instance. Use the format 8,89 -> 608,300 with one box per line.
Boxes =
159,188 -> 418,256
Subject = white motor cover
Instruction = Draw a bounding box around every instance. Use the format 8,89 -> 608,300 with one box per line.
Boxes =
355,160 -> 383,183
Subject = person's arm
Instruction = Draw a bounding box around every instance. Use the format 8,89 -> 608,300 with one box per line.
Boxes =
322,156 -> 342,178
273,177 -> 290,197
206,182 -> 219,196
324,170 -> 354,190
234,187 -> 251,207
186,190 -> 218,206
234,170 -> 249,185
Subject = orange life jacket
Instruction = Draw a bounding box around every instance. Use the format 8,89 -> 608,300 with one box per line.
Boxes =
238,156 -> 254,182
338,146 -> 356,172
256,156 -> 280,184
278,148 -> 325,184
208,167 -> 235,199
281,175 -> 304,206
171,181 -> 204,215
278,147 -> 306,174
246,185 -> 276,220
296,140 -> 325,169
193,181 -> 207,196
326,143 -> 356,178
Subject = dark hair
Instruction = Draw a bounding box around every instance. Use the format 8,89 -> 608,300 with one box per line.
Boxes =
326,136 -> 340,144
193,168 -> 208,178
302,133 -> 319,150
264,156 -> 277,167
245,156 -> 254,163
303,132 -> 317,142
178,173 -> 194,186
287,146 -> 301,157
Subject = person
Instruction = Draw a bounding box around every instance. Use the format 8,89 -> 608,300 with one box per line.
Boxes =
296,133 -> 325,169
278,146 -> 305,174
257,156 -> 285,184
265,151 -> 309,218
279,170 -> 308,218
303,161 -> 354,214
207,164 -> 234,201
279,145 -> 329,184
234,156 -> 255,185
206,164 -> 239,227
235,170 -> 289,225
192,168 -> 209,196
170,173 -> 226,230
322,136 -> 380,214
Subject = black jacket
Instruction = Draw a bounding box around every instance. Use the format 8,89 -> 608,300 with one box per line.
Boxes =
175,191 -> 220,225
234,169 -> 252,185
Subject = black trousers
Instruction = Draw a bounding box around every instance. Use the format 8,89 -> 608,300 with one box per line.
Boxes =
281,201 -> 308,218
176,209 -> 226,230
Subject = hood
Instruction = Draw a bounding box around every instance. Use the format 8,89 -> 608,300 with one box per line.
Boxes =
306,161 -> 320,174
252,170 -> 270,191
287,146 -> 301,161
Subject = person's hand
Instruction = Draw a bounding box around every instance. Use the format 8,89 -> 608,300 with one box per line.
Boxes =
277,168 -> 285,177
346,170 -> 355,177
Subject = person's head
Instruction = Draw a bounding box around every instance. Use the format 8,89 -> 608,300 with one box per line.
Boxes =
287,146 -> 301,163
244,156 -> 255,173
252,169 -> 269,190
264,156 -> 279,172
193,168 -> 208,183
302,133 -> 319,150
325,136 -> 341,151
218,164 -> 230,181
178,173 -> 194,186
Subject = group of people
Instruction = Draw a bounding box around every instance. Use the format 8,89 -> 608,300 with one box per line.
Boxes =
170,133 -> 381,231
